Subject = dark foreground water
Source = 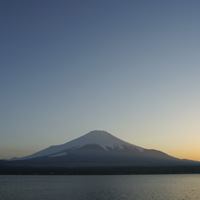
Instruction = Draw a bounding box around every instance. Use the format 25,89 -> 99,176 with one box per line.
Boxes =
0,175 -> 200,200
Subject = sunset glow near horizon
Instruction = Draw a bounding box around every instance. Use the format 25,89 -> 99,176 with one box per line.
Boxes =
1,0 -> 200,161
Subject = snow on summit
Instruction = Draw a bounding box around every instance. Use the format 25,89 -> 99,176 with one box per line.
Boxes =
75,130 -> 144,151
17,130 -> 144,160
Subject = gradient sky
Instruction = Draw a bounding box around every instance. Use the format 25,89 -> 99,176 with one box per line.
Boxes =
1,0 -> 200,161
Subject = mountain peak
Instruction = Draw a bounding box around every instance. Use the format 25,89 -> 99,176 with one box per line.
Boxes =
86,130 -> 111,136
19,130 -> 144,160
75,130 -> 144,152
7,130 -> 193,170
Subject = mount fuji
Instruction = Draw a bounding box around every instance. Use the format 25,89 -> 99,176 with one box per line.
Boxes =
4,130 -> 196,168
1,130 -> 199,175
19,130 -> 145,160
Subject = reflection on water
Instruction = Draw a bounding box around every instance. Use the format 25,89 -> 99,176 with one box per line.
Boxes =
0,175 -> 200,200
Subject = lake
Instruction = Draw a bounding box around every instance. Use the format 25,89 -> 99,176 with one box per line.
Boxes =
0,175 -> 200,200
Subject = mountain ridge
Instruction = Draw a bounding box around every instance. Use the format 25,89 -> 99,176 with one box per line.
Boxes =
1,130 -> 200,175
12,130 -> 158,160
9,130 -> 178,163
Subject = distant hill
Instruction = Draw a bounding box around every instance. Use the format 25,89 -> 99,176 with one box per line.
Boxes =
1,130 -> 199,174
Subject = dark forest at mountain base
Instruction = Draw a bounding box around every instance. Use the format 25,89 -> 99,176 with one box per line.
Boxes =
1,165 -> 200,175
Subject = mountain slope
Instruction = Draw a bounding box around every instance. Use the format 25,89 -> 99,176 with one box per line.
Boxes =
1,130 -> 199,174
21,130 -> 145,160
8,130 -> 184,166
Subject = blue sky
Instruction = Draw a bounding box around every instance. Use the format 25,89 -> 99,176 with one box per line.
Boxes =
1,0 -> 200,160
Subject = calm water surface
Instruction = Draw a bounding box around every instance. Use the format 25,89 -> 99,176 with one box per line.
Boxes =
0,175 -> 200,200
